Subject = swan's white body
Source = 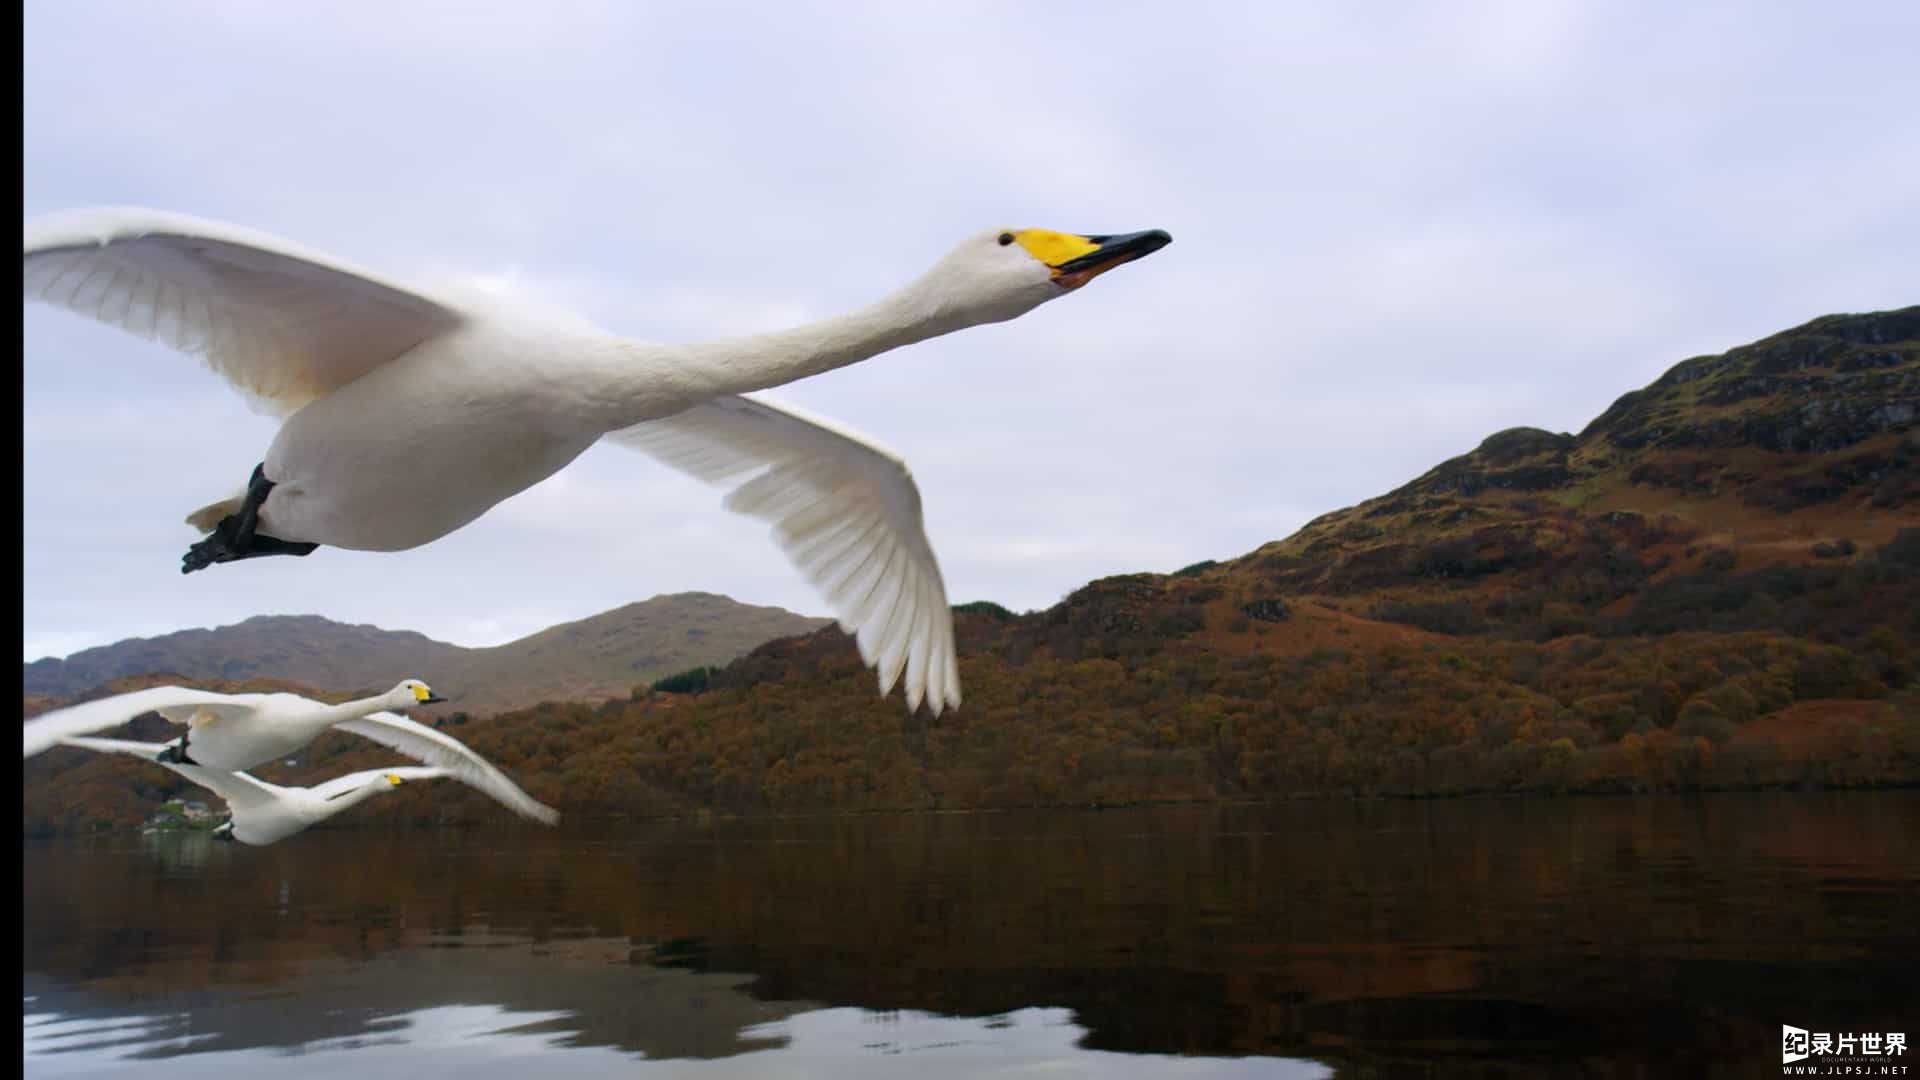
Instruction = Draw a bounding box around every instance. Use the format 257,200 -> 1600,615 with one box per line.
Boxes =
21,208 -> 1170,715
57,736 -> 449,846
20,681 -> 557,825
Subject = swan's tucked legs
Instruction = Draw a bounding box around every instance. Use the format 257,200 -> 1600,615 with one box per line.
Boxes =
155,732 -> 197,766
180,463 -> 320,574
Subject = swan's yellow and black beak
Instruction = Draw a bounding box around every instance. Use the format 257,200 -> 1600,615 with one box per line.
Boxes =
385,773 -> 405,787
1021,228 -> 1172,290
413,685 -> 449,705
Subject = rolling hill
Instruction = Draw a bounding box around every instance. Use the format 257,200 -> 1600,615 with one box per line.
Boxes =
21,593 -> 829,716
543,305 -> 1918,813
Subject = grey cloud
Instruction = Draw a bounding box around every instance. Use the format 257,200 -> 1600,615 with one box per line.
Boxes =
22,1 -> 1920,659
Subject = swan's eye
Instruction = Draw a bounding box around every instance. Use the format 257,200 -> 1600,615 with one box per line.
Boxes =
997,232 -> 1014,246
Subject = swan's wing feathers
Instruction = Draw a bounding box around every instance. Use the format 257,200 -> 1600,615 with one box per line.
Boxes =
176,769 -> 284,812
54,735 -> 283,811
22,686 -> 251,758
608,393 -> 961,716
52,735 -> 160,757
23,207 -> 464,417
332,712 -> 559,825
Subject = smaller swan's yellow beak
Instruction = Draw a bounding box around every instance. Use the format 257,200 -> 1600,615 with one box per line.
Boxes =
1036,229 -> 1172,289
386,773 -> 405,786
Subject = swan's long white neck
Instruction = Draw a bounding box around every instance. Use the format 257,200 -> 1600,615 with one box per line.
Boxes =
310,779 -> 387,819
314,692 -> 405,729
280,776 -> 386,832
668,273 -> 981,400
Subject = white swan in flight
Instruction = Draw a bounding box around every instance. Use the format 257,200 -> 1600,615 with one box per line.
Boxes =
21,208 -> 1171,716
57,736 -> 456,846
20,680 -> 558,825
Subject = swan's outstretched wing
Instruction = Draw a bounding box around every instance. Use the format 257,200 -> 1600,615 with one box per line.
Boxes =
331,712 -> 559,825
309,765 -> 450,802
22,686 -> 254,758
55,735 -> 285,812
608,393 -> 961,716
23,206 -> 465,417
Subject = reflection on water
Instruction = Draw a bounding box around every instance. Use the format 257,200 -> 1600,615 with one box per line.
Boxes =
21,793 -> 1920,1078
24,1000 -> 1322,1079
24,935 -> 804,1063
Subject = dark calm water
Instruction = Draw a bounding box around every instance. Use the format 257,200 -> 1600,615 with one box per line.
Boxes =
21,793 -> 1920,1078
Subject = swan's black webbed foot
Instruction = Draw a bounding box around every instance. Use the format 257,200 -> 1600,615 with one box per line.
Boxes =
181,528 -> 320,573
156,735 -> 198,766
180,463 -> 320,574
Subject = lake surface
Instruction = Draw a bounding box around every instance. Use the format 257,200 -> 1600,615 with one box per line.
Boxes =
21,793 -> 1920,1078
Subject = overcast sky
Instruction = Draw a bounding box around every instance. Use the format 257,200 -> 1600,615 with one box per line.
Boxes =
22,2 -> 1920,661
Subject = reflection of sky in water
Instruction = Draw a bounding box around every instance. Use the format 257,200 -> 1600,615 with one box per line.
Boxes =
24,1000 -> 1329,1079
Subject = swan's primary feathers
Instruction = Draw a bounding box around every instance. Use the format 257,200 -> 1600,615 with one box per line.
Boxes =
611,395 -> 958,712
22,208 -> 1171,716
22,207 -> 464,418
331,711 -> 560,826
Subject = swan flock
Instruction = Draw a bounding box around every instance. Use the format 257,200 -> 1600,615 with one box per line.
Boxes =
23,209 -> 1170,717
59,737 -> 455,847
21,679 -> 560,839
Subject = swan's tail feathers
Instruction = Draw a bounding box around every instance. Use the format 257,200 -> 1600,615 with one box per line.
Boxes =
184,493 -> 245,534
